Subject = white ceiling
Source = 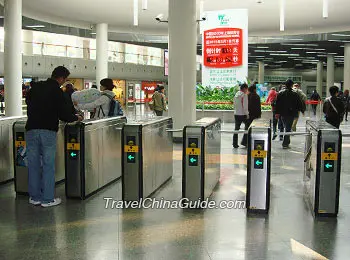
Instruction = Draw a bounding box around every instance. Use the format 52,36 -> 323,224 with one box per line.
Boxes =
3,0 -> 350,36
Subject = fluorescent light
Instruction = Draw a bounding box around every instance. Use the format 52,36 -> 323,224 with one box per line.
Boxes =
254,50 -> 266,52
261,37 -> 284,40
256,46 -> 269,49
315,49 -> 326,51
329,53 -> 338,55
90,33 -> 96,35
142,0 -> 148,10
134,0 -> 138,26
281,43 -> 318,46
280,0 -> 285,31
288,39 -> 304,41
25,25 -> 45,28
306,52 -> 317,54
270,53 -> 299,56
323,0 -> 328,18
331,33 -> 350,37
291,48 -> 303,50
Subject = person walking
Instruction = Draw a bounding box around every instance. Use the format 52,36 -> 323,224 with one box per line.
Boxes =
310,90 -> 321,116
291,83 -> 307,131
247,84 -> 262,125
275,79 -> 305,149
26,66 -> 83,207
233,83 -> 249,148
152,84 -> 167,116
323,86 -> 345,128
266,87 -> 278,140
341,89 -> 349,121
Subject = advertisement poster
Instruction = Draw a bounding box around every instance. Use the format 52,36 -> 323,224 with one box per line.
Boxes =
164,50 -> 169,76
113,79 -> 126,106
256,84 -> 269,102
141,81 -> 161,102
201,9 -> 248,88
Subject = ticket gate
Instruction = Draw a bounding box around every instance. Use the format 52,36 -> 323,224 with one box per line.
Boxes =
13,121 -> 66,195
122,117 -> 173,201
182,118 -> 221,206
65,116 -> 127,199
304,120 -> 341,217
246,119 -> 271,214
0,116 -> 26,184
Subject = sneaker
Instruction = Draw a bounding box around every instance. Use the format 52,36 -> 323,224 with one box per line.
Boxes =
282,145 -> 290,149
233,145 -> 239,149
272,134 -> 277,140
41,198 -> 62,208
29,198 -> 41,206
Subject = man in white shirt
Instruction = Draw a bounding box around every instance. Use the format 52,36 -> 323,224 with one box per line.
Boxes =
233,83 -> 249,148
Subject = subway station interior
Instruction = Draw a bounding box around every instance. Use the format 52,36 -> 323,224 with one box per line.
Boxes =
2,0 -> 350,259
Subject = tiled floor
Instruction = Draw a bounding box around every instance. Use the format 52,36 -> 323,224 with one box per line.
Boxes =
1,113 -> 350,259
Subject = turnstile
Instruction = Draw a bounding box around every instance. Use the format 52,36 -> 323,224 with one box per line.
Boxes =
182,118 -> 221,205
246,119 -> 271,214
13,121 -> 66,194
0,116 -> 26,184
122,117 -> 173,201
304,120 -> 341,217
65,116 -> 127,199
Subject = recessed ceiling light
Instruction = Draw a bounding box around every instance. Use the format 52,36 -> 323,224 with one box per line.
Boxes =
331,34 -> 350,37
25,25 -> 45,28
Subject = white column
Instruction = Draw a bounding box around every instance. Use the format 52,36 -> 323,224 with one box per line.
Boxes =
4,0 -> 22,116
96,23 -> 108,89
258,61 -> 265,84
22,30 -> 33,56
327,54 -> 335,90
168,0 -> 197,134
317,61 -> 323,98
344,44 -> 350,92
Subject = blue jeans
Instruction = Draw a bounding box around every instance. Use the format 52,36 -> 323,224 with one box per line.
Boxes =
27,129 -> 57,203
281,116 -> 294,147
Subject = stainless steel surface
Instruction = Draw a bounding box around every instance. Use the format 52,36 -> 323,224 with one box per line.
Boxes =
304,120 -> 341,216
122,117 -> 173,200
0,116 -> 26,183
183,118 -> 221,202
13,121 -> 66,193
66,116 -> 127,199
248,125 -> 270,211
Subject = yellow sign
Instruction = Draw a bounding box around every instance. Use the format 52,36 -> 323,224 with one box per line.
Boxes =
186,148 -> 201,155
251,150 -> 267,158
124,145 -> 139,153
67,143 -> 81,151
321,153 -> 338,161
15,141 -> 26,148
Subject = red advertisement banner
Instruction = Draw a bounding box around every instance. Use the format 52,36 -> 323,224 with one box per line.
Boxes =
203,28 -> 243,68
141,81 -> 161,92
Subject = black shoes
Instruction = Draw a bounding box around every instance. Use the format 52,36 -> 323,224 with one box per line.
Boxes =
272,134 -> 277,140
233,145 -> 239,149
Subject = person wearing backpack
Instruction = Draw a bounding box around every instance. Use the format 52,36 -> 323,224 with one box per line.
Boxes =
75,78 -> 123,118
152,84 -> 167,116
323,86 -> 345,129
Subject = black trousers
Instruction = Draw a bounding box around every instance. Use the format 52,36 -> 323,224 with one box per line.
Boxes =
312,104 -> 317,115
272,110 -> 278,134
233,115 -> 248,146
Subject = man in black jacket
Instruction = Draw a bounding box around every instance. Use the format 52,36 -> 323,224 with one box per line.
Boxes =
323,86 -> 345,128
275,79 -> 305,149
26,66 -> 83,207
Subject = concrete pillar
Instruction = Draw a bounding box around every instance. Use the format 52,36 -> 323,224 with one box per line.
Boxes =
258,61 -> 264,84
83,39 -> 90,60
22,30 -> 33,56
4,0 -> 22,116
96,23 -> 108,89
168,0 -> 197,136
317,61 -> 323,98
344,43 -> 350,92
327,55 -> 335,90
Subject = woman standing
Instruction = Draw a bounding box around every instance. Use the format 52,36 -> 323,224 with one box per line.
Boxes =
153,84 -> 167,116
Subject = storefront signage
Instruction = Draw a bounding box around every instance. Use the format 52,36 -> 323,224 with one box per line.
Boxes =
201,9 -> 248,88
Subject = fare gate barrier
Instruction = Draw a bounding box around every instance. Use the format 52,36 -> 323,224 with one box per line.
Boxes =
0,116 -> 26,184
13,121 -> 66,195
304,120 -> 341,217
122,117 -> 173,201
65,116 -> 127,199
182,118 -> 221,206
246,119 -> 271,214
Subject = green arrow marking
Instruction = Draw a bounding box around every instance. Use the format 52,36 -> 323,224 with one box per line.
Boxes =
70,152 -> 77,157
255,160 -> 263,166
128,154 -> 135,161
325,163 -> 333,169
190,157 -> 197,163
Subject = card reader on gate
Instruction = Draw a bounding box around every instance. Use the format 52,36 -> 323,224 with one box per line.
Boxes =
188,138 -> 199,166
253,140 -> 265,169
323,142 -> 336,172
